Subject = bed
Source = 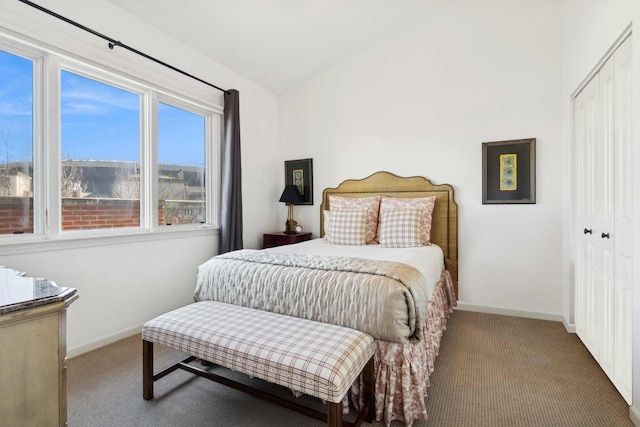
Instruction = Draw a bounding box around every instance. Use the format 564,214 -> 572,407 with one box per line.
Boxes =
194,171 -> 458,426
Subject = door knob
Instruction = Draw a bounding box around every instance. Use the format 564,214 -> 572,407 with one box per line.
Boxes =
601,233 -> 610,239
584,228 -> 592,234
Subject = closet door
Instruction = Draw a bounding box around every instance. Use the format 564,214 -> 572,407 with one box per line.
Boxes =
597,51 -> 615,380
574,35 -> 632,406
612,36 -> 632,404
574,74 -> 602,361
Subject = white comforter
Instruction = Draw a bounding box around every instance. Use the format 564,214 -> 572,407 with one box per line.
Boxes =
194,239 -> 445,342
264,238 -> 444,298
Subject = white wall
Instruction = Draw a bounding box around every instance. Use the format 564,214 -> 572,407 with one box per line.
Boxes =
560,0 -> 640,418
2,235 -> 216,356
0,0 -> 280,355
279,0 -> 563,316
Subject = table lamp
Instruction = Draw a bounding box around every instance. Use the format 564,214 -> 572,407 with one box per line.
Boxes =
279,184 -> 303,234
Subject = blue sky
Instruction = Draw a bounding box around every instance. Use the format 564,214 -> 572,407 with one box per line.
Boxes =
0,50 -> 32,162
0,50 -> 205,167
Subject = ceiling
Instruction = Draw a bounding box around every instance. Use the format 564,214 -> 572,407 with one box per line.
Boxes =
106,0 -> 439,94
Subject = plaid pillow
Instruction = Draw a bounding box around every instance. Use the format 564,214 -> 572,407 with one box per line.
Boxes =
329,196 -> 381,244
377,196 -> 436,245
326,208 -> 368,246
378,208 -> 424,248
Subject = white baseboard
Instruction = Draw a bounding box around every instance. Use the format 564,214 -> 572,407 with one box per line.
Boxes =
67,323 -> 143,359
455,302 -> 564,323
562,318 -> 576,333
630,405 -> 640,427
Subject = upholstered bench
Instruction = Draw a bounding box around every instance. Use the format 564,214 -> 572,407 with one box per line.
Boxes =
142,301 -> 375,427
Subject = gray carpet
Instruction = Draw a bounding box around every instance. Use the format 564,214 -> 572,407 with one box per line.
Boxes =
67,311 -> 633,426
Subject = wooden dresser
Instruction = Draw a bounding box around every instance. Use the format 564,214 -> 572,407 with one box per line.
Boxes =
0,267 -> 78,427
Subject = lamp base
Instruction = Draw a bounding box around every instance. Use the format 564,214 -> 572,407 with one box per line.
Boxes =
284,219 -> 298,234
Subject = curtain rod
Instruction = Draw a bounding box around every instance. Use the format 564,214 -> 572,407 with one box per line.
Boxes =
18,0 -> 230,95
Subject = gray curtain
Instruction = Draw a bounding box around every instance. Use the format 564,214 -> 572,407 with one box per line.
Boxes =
219,89 -> 243,253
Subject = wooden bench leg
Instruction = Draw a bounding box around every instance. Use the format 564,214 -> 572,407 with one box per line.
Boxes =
327,400 -> 343,427
143,340 -> 154,400
363,357 -> 375,423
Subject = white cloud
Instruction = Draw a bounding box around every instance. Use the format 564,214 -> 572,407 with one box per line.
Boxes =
62,89 -> 139,112
61,74 -> 139,115
0,102 -> 32,116
62,102 -> 110,115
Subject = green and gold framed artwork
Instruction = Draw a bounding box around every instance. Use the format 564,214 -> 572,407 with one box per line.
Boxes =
482,138 -> 536,204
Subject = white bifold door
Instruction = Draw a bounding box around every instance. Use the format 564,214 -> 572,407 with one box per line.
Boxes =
574,35 -> 632,405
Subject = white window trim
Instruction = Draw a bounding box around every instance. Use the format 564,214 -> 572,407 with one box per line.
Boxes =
0,39 -> 46,236
0,27 -> 223,252
56,59 -> 148,235
156,94 -> 219,228
0,226 -> 219,256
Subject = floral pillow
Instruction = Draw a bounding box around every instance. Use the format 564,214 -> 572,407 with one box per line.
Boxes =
377,196 -> 437,245
378,208 -> 424,248
326,208 -> 368,246
329,195 -> 381,244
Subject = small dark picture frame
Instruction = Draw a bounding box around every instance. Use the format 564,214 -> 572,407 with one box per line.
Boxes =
284,158 -> 313,205
482,138 -> 536,204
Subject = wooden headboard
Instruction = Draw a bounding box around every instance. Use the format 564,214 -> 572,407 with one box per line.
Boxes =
320,171 -> 458,296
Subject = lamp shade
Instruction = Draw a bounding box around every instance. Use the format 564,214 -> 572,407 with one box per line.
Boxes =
279,184 -> 303,204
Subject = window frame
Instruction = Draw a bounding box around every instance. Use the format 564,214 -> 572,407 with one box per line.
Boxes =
154,95 -> 219,229
56,60 -> 148,236
0,32 -> 222,254
0,39 -> 44,242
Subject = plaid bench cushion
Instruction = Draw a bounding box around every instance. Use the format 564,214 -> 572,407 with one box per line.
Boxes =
142,301 -> 375,403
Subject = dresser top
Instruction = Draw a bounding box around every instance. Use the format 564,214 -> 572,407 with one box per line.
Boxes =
0,266 -> 77,315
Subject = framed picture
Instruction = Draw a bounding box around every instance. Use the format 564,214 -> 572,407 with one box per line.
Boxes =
482,138 -> 536,204
284,158 -> 313,205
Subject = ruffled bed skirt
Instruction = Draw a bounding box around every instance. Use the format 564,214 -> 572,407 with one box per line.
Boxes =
353,270 -> 456,426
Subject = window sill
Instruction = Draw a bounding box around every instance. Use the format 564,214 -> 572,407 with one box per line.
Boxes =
0,226 -> 219,256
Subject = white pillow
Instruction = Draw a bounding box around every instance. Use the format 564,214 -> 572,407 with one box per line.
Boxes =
323,210 -> 331,239
326,208 -> 368,246
378,208 -> 424,248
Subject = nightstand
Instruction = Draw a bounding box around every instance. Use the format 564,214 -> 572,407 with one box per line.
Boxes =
263,232 -> 312,249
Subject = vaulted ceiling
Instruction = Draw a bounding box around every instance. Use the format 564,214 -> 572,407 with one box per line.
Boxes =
106,0 -> 440,93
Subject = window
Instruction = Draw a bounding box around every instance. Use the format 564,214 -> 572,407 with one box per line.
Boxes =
0,34 -> 221,248
0,49 -> 34,235
60,70 -> 141,231
158,102 -> 205,226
